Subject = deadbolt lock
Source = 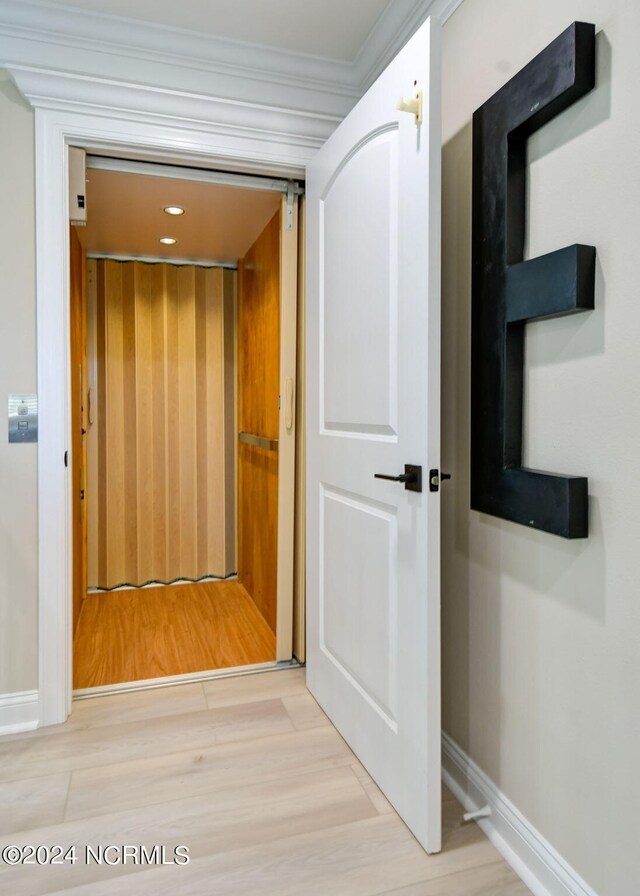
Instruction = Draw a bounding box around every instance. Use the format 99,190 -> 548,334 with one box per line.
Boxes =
429,470 -> 452,492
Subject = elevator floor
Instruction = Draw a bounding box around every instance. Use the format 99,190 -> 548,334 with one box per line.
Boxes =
73,580 -> 276,689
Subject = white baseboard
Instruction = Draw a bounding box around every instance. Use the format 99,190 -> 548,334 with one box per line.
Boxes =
441,732 -> 599,896
0,690 -> 39,736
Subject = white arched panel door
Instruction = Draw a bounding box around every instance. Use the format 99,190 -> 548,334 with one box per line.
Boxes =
306,18 -> 442,853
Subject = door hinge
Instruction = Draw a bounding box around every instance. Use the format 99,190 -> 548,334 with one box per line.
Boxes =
286,182 -> 295,230
429,469 -> 451,492
64,450 -> 68,468
397,87 -> 423,125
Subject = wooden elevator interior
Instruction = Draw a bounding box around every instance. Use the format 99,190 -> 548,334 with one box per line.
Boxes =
70,159 -> 296,689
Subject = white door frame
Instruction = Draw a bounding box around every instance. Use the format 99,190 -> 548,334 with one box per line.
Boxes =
25,100 -> 314,727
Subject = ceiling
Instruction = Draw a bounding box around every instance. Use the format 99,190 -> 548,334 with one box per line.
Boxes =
77,165 -> 283,265
35,0 -> 391,61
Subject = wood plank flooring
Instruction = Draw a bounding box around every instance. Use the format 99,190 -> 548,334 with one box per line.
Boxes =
73,580 -> 276,689
0,669 -> 531,895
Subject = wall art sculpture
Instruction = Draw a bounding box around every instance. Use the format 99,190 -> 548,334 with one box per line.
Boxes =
471,21 -> 596,538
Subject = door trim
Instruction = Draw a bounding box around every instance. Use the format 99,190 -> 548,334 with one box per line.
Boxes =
29,104 -> 311,727
293,196 -> 307,662
276,194 -> 299,661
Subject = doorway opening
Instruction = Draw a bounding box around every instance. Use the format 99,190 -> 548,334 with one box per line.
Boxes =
69,154 -> 304,693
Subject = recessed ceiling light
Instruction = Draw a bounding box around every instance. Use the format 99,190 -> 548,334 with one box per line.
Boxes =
159,237 -> 177,245
163,206 -> 185,216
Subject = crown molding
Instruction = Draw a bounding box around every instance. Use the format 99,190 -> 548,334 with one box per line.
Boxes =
0,0 -> 462,102
8,66 -> 336,143
0,0 -> 361,90
0,0 -> 356,114
6,66 -> 329,174
353,0 -> 464,91
0,0 -> 465,146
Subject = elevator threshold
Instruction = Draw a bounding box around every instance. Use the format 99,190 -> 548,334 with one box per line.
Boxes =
74,659 -> 301,700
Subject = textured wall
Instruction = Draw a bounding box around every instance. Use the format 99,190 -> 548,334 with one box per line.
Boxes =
441,1 -> 640,893
0,73 -> 37,694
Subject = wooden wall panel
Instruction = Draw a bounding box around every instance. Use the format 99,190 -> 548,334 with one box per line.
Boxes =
86,264 -> 99,589
87,260 -> 235,588
134,261 -> 167,582
132,261 -> 155,580
70,227 -> 87,633
96,261 -> 108,587
222,270 -> 237,575
195,266 -> 211,577
177,267 -> 198,577
237,210 -> 281,633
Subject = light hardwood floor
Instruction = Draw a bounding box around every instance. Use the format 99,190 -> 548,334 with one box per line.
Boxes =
73,580 -> 276,689
0,669 -> 530,895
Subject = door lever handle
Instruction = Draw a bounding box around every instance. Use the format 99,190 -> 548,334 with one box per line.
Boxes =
375,473 -> 413,482
374,464 -> 422,493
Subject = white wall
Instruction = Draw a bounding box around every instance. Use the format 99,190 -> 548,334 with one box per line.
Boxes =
441,1 -> 640,894
0,71 -> 37,694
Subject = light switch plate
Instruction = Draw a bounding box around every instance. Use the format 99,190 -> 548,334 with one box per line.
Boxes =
8,394 -> 38,443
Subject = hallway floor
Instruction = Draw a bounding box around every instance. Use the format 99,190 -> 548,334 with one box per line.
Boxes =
73,580 -> 276,689
0,669 -> 530,895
